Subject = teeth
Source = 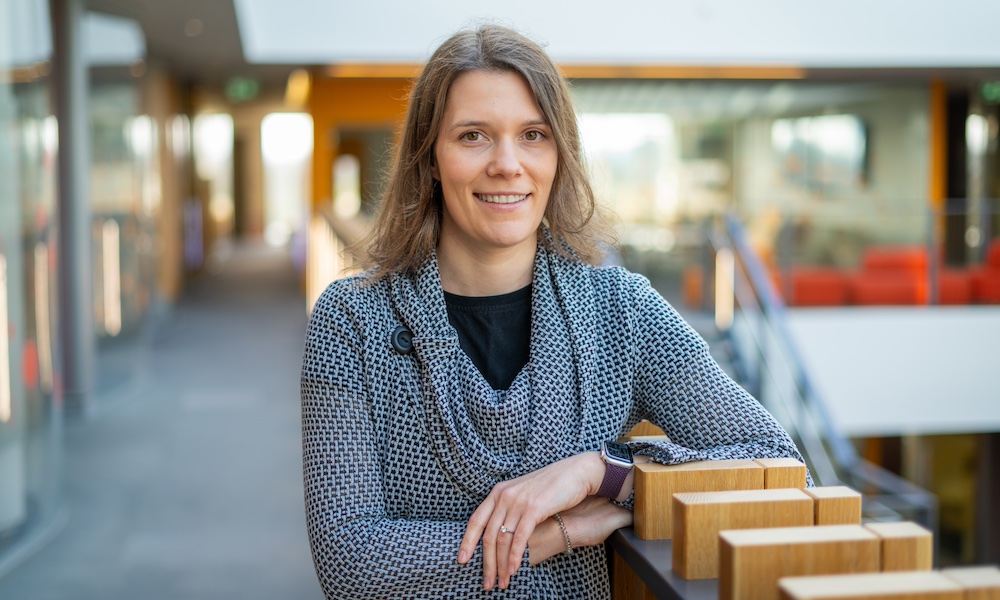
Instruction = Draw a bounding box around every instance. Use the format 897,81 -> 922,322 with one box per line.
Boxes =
477,194 -> 526,204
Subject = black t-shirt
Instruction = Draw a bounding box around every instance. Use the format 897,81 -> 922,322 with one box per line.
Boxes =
444,284 -> 531,391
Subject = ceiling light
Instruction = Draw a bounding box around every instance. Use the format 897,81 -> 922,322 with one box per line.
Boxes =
285,68 -> 311,108
184,19 -> 203,38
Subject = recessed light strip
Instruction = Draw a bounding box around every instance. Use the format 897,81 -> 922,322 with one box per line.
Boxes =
102,220 -> 122,337
0,254 -> 12,423
34,242 -> 53,393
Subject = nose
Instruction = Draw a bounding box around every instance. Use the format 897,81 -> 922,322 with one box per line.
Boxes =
486,139 -> 523,178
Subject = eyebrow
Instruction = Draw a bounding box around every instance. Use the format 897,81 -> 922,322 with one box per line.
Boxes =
446,119 -> 550,131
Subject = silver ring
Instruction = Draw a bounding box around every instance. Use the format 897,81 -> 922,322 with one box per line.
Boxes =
500,525 -> 514,534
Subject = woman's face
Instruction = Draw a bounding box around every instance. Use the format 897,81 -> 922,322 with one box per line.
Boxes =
433,70 -> 557,258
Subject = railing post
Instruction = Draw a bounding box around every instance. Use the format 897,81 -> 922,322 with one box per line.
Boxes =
927,204 -> 939,305
754,301 -> 766,401
983,197 -> 995,253
714,247 -> 734,333
778,214 -> 794,306
701,217 -> 714,317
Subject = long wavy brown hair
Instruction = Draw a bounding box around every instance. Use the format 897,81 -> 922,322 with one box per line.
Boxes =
361,24 -> 613,279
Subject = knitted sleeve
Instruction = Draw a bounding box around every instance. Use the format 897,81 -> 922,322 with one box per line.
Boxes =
300,282 -> 531,600
620,273 -> 811,481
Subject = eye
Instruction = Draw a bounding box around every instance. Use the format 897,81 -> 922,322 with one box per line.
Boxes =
460,131 -> 482,142
524,130 -> 545,141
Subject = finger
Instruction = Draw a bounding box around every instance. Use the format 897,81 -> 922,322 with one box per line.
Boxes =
506,519 -> 534,579
482,510 -> 507,590
482,523 -> 498,590
459,498 -> 495,564
496,517 -> 519,589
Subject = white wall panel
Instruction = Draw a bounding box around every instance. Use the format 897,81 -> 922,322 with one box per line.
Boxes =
787,307 -> 1000,436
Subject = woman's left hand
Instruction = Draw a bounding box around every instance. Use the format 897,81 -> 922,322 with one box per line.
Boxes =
458,451 -> 604,590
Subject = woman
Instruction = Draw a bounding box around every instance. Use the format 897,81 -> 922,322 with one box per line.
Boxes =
301,24 -> 807,599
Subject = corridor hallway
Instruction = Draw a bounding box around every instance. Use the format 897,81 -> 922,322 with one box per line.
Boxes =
0,241 -> 324,599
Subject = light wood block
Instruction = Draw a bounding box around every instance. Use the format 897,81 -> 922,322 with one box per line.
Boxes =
941,566 -> 1000,600
755,458 -> 808,489
633,459 -> 764,540
803,486 -> 863,525
672,488 -> 814,580
719,525 -> 881,600
623,420 -> 667,438
620,435 -> 671,443
864,522 -> 933,572
778,571 -> 963,599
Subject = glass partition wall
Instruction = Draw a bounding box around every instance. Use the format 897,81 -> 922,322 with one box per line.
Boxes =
0,1 -> 61,562
90,78 -> 159,345
571,80 -> 938,306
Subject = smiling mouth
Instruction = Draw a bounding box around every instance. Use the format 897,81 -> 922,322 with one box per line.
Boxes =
475,193 -> 527,204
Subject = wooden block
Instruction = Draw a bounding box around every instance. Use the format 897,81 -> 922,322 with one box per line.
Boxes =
755,458 -> 808,489
611,547 -> 658,600
803,486 -> 862,525
941,566 -> 1000,600
719,525 -> 881,600
623,420 -> 666,438
672,488 -> 814,580
778,571 -> 963,599
864,522 -> 933,572
619,435 -> 671,443
633,459 -> 764,540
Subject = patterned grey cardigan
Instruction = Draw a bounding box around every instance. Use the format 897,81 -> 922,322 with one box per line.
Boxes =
300,241 -> 807,600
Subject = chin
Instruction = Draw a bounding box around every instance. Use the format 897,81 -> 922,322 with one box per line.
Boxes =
482,226 -> 539,249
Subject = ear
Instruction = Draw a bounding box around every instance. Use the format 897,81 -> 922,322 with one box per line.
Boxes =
430,157 -> 439,180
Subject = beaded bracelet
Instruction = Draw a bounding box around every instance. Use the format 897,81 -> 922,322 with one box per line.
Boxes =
553,513 -> 573,554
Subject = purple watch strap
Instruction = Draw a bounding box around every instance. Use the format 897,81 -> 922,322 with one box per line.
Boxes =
597,462 -> 630,499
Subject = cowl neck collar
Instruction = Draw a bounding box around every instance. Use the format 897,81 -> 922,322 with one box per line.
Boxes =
388,237 -> 601,500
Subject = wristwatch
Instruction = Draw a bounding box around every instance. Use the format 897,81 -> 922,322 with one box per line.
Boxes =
597,441 -> 634,499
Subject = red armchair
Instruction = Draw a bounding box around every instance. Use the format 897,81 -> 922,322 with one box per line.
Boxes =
852,246 -> 929,305
971,240 -> 1000,303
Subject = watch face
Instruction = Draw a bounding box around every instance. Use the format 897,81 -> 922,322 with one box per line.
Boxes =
603,441 -> 633,462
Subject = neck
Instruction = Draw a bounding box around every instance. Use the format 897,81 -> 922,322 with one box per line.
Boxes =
437,237 -> 537,297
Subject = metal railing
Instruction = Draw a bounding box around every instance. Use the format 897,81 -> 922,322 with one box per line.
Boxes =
709,212 -> 938,530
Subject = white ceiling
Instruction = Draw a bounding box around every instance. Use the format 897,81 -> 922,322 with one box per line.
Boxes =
235,0 -> 1000,68
84,0 -> 292,86
73,0 -> 1000,88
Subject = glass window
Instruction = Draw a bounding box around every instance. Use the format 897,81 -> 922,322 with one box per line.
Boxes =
0,0 -> 60,560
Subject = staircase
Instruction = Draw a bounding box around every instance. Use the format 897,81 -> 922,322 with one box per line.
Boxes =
676,214 -> 937,533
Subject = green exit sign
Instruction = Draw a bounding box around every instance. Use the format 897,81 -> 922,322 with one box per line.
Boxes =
983,81 -> 1000,105
226,77 -> 260,102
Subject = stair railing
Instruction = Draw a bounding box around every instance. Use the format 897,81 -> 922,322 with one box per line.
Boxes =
708,212 -> 938,531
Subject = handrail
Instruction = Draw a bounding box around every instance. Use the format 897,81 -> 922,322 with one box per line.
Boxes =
708,212 -> 937,530
723,214 -> 858,469
305,207 -> 370,312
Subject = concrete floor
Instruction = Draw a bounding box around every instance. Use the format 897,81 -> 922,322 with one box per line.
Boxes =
0,241 -> 325,600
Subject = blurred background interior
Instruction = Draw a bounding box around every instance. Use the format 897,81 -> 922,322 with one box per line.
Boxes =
1,0 -> 999,596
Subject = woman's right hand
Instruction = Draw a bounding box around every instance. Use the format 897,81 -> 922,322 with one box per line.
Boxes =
525,496 -> 632,567
554,496 -> 632,553
459,452 -> 604,590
